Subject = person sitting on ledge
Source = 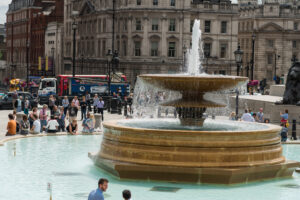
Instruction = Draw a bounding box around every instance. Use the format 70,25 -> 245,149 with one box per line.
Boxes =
67,119 -> 78,135
46,115 -> 59,134
30,114 -> 40,134
6,114 -> 16,136
82,113 -> 95,133
20,115 -> 29,135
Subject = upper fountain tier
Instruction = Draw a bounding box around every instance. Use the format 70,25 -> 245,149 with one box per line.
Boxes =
140,74 -> 248,93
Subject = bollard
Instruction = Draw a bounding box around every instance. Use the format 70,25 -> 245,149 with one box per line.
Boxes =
292,119 -> 297,140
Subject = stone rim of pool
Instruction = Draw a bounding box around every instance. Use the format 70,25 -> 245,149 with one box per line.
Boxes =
89,119 -> 300,184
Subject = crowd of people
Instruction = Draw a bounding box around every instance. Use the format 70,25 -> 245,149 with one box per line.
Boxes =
232,108 -> 289,142
5,93 -> 108,136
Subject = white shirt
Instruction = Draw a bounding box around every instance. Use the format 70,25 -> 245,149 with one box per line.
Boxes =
241,113 -> 255,122
33,120 -> 41,133
46,120 -> 59,130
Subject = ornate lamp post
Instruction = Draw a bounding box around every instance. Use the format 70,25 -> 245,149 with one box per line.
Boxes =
234,44 -> 243,76
72,21 -> 78,77
251,34 -> 256,81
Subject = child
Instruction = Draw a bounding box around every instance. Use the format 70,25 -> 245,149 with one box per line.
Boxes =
280,122 -> 288,142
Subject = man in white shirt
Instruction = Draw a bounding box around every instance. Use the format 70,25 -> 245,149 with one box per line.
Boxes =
241,109 -> 255,122
31,114 -> 41,134
46,115 -> 59,133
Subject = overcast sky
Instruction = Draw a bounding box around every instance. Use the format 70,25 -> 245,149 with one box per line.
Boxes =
0,0 -> 244,25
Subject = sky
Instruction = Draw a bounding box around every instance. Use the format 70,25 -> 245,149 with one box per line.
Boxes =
0,0 -> 10,25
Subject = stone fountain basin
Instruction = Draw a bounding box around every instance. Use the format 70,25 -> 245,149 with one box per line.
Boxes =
90,119 -> 300,184
139,74 -> 248,93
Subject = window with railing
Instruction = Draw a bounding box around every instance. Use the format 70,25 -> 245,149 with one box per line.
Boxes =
205,20 -> 211,33
220,43 -> 227,58
170,0 -> 175,6
151,42 -> 159,56
136,18 -> 142,31
152,18 -> 159,31
153,0 -> 158,6
221,21 -> 227,33
135,41 -> 141,56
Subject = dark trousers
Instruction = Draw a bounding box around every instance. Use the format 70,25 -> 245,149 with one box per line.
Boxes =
81,108 -> 87,120
63,107 -> 68,115
97,108 -> 104,121
57,119 -> 65,132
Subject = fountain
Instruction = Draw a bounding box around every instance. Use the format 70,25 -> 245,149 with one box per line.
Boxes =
89,20 -> 300,184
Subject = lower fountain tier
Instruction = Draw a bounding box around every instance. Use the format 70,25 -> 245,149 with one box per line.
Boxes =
89,154 -> 300,184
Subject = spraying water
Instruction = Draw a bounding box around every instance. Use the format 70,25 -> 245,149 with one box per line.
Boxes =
187,19 -> 204,75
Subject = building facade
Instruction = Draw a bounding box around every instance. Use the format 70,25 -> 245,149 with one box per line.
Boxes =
0,24 -> 7,83
45,22 -> 64,76
238,0 -> 300,82
6,0 -> 63,79
64,0 -> 239,84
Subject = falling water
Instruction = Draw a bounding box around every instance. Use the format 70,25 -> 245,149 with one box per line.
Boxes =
187,19 -> 204,75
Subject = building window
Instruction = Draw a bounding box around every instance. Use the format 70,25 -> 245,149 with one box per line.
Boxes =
103,19 -> 106,32
267,54 -> 273,64
102,41 -> 106,56
123,18 -> 127,31
294,22 -> 298,30
136,18 -> 142,31
151,41 -> 159,56
221,21 -> 227,33
169,19 -> 176,31
293,40 -> 297,48
168,42 -> 176,57
153,0 -> 158,6
204,43 -> 211,57
98,19 -> 101,33
267,39 -> 274,48
152,18 -> 159,31
205,20 -> 211,33
122,40 -> 127,56
137,0 -> 141,5
220,43 -> 227,58
170,0 -> 175,6
190,20 -> 194,32
134,41 -> 141,56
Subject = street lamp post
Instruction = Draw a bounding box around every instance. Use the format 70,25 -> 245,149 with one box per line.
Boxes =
251,34 -> 256,81
274,53 -> 280,82
72,21 -> 78,77
26,40 -> 30,90
234,44 -> 243,76
183,44 -> 187,72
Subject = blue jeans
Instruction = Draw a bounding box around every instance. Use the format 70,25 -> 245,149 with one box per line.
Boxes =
40,120 -> 47,132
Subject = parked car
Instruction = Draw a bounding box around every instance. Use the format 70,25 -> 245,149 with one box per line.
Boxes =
0,92 -> 38,110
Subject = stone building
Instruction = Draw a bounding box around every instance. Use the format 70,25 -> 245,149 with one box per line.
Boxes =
238,0 -> 300,83
6,0 -> 63,79
0,24 -> 7,83
64,0 -> 239,84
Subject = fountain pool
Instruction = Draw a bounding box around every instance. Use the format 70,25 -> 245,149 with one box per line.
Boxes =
1,135 -> 300,200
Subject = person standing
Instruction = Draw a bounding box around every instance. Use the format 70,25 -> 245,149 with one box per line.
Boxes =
48,95 -> 55,114
257,108 -> 264,123
39,104 -> 48,132
12,90 -> 18,110
72,96 -> 80,108
67,102 -> 78,123
85,91 -> 91,112
97,97 -> 105,121
88,178 -> 109,200
80,96 -> 87,120
24,97 -> 30,115
15,96 -> 23,113
57,106 -> 66,132
93,94 -> 99,113
62,96 -> 69,115
280,109 -> 289,124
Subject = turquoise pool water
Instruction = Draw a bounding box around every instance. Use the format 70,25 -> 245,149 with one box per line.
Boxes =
1,135 -> 300,200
